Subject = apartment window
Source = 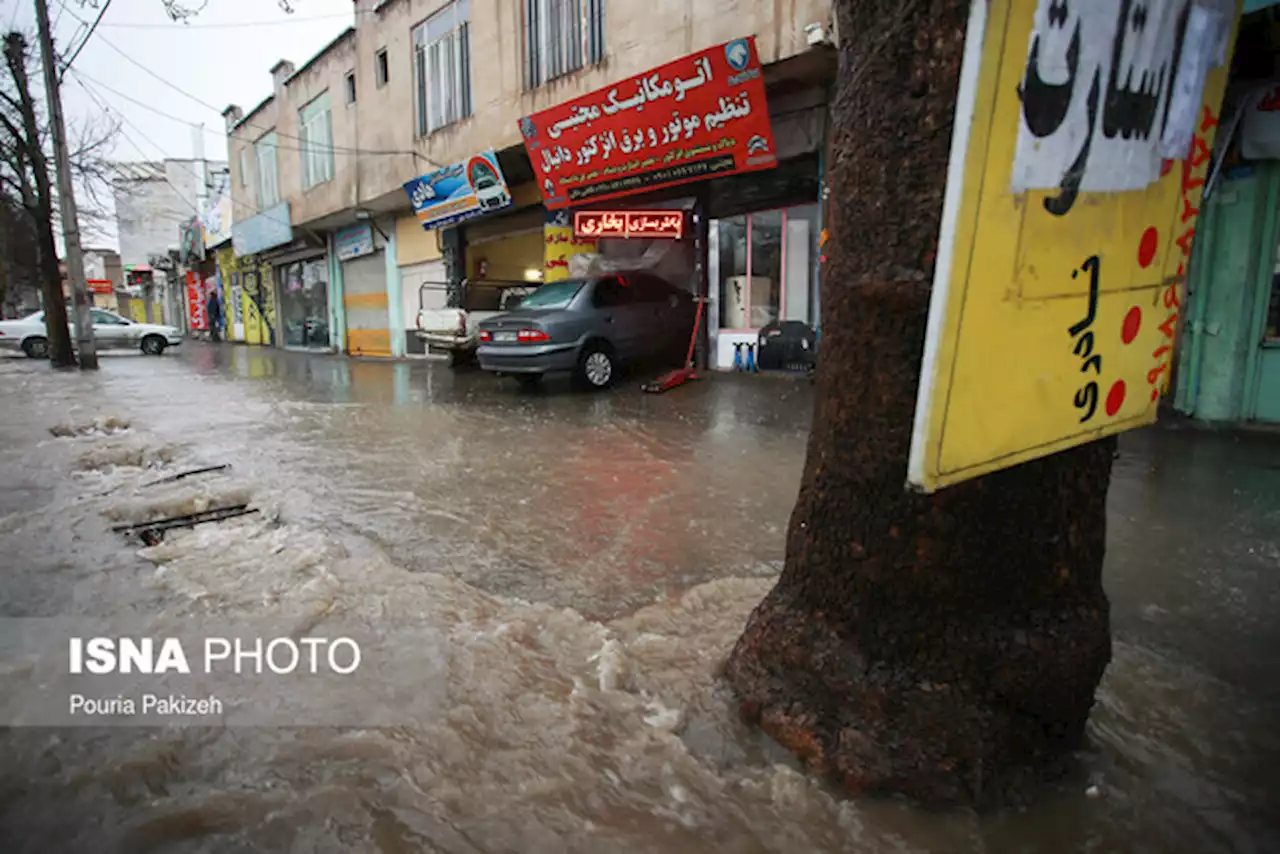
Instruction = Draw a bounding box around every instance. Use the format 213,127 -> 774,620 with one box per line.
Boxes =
346,71 -> 357,104
254,131 -> 279,208
413,1 -> 472,136
525,0 -> 605,89
299,92 -> 334,189
238,148 -> 248,187
375,48 -> 389,88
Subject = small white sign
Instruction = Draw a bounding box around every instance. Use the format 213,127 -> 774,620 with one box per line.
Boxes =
1010,0 -> 1230,211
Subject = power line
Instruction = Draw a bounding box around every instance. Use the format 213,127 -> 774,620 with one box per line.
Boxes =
70,67 -> 417,161
59,0 -> 111,79
100,11 -> 364,30
73,68 -> 264,222
59,13 -> 429,163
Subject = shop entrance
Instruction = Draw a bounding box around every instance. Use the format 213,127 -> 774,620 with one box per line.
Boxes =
278,258 -> 330,350
708,203 -> 819,370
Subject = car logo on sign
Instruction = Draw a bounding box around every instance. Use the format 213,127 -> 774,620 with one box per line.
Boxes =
747,135 -> 770,154
724,39 -> 751,72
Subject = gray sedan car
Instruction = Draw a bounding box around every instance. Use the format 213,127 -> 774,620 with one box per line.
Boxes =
476,271 -> 695,389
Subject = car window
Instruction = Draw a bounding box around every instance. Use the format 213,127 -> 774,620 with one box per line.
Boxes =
517,280 -> 583,310
592,276 -> 633,308
90,309 -> 122,325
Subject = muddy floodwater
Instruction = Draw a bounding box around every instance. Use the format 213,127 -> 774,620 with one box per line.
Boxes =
1,344 -> 1277,853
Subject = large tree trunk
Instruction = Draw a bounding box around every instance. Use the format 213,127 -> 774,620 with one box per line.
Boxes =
725,0 -> 1114,807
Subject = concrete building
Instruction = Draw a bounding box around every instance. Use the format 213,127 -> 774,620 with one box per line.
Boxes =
112,158 -> 228,324
223,0 -> 837,363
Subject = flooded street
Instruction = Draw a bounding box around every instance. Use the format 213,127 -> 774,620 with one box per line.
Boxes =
1,343 -> 1277,853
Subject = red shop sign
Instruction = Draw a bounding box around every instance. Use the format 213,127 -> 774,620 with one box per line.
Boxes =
575,210 -> 684,239
518,37 -> 778,210
185,271 -> 208,331
87,279 -> 113,295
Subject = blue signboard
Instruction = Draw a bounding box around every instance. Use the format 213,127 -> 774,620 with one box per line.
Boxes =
334,222 -> 375,261
402,149 -> 513,231
232,201 -> 293,257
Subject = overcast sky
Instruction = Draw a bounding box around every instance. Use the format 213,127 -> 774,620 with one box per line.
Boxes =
4,0 -> 357,248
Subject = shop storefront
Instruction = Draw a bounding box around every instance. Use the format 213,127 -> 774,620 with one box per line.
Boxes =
217,246 -> 277,347
706,155 -> 822,369
519,35 -> 832,371
277,255 -> 331,350
334,221 -> 389,357
229,202 -> 296,348
462,206 -> 546,284
1174,5 -> 1280,424
403,149 -> 532,316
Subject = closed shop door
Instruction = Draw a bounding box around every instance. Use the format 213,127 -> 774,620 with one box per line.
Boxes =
400,259 -> 447,355
343,252 -> 390,356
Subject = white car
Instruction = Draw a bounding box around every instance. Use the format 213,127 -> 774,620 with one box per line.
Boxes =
0,309 -> 184,358
473,173 -> 510,211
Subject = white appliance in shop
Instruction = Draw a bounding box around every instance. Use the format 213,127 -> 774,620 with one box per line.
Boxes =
723,275 -> 774,329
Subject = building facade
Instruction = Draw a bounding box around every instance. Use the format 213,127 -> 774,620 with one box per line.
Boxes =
221,0 -> 837,365
113,158 -> 228,326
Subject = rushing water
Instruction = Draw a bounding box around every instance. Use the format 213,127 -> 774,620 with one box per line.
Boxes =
0,345 -> 1277,853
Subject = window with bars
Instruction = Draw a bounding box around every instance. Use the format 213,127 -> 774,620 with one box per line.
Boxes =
524,0 -> 605,90
299,93 -> 334,190
414,0 -> 472,137
254,132 -> 279,208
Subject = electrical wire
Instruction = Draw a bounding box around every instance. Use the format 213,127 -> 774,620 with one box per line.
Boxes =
100,11 -> 366,30
73,68 -> 264,221
59,0 -> 112,79
70,68 -> 411,159
57,3 -> 429,163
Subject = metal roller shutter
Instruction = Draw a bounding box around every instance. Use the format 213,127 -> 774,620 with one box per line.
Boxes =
343,251 -> 390,356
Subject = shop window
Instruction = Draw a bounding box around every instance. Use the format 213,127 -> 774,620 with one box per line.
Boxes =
716,206 -> 819,330
279,260 -> 330,349
524,0 -> 605,89
414,1 -> 472,136
299,93 -> 334,190
254,131 -> 279,209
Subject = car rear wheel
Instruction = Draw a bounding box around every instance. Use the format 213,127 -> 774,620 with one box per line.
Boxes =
575,341 -> 615,390
22,337 -> 47,359
141,335 -> 167,356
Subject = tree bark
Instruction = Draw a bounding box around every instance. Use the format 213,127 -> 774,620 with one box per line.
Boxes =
724,0 -> 1115,808
3,32 -> 74,367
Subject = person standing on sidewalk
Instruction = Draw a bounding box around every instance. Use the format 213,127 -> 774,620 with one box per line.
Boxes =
206,286 -> 223,342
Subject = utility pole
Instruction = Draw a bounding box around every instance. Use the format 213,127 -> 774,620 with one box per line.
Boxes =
34,0 -> 97,369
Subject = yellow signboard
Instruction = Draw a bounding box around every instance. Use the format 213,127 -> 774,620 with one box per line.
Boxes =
544,212 -> 597,282
908,0 -> 1239,492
